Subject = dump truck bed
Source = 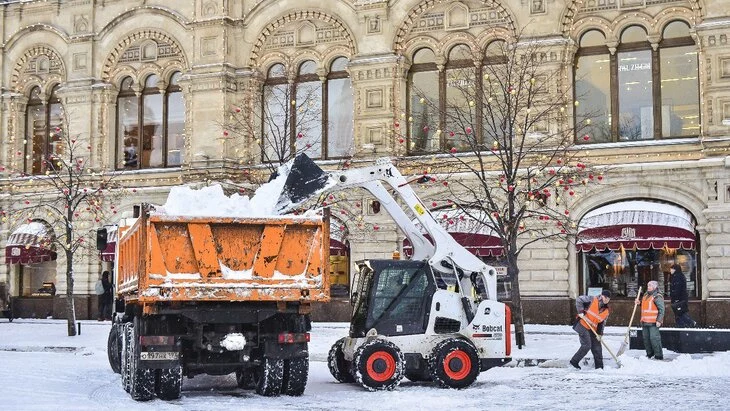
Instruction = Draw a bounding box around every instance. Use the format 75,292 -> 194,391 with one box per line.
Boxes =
116,212 -> 330,304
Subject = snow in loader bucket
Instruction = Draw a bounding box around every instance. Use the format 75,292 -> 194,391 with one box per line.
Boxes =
275,154 -> 333,214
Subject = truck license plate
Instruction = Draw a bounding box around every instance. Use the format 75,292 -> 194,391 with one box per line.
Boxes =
140,351 -> 179,361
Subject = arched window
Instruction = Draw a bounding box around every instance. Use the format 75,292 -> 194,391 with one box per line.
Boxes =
116,72 -> 184,169
24,85 -> 63,175
407,42 -> 514,154
574,21 -> 699,143
261,58 -> 353,162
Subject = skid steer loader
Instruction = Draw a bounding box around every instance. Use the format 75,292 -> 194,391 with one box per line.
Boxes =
277,154 -> 512,391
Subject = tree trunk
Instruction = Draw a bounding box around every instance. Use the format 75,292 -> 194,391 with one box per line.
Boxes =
508,253 -> 525,348
65,250 -> 77,336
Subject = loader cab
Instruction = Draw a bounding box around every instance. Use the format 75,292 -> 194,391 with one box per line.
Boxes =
349,260 -> 436,338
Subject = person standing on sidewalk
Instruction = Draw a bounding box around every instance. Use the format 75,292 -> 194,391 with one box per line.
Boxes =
570,290 -> 611,370
636,280 -> 665,360
670,264 -> 696,328
97,271 -> 113,321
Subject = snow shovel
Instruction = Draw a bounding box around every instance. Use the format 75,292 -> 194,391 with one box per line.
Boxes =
275,153 -> 332,214
616,286 -> 642,357
583,317 -> 622,368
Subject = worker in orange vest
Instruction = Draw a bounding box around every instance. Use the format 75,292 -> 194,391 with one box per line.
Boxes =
635,280 -> 665,360
570,289 -> 611,370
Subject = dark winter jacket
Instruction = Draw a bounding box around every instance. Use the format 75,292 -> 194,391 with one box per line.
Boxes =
670,269 -> 689,311
101,277 -> 113,303
575,295 -> 609,335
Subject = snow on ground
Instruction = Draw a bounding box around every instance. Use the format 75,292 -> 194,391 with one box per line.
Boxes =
1,320 -> 728,410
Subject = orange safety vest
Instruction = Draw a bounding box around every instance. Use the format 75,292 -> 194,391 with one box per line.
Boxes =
641,294 -> 659,323
580,297 -> 609,330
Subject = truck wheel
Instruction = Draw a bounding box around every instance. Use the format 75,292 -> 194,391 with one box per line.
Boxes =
253,357 -> 284,397
428,338 -> 480,389
107,323 -> 122,374
327,337 -> 354,383
354,339 -> 404,391
156,366 -> 183,400
129,318 -> 155,401
121,323 -> 133,393
282,357 -> 308,396
235,368 -> 255,389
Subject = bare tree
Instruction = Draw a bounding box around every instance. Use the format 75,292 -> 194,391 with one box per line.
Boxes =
399,37 -> 605,347
223,77 -> 326,179
1,113 -> 122,336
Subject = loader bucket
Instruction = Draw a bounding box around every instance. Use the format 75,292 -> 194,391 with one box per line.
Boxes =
275,153 -> 331,213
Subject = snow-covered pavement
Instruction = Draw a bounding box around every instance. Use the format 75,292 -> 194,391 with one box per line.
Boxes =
1,320 -> 728,410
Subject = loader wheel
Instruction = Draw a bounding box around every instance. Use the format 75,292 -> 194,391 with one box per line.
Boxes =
428,338 -> 479,389
107,323 -> 122,374
121,323 -> 133,393
327,337 -> 354,383
155,366 -> 183,400
253,356 -> 284,397
354,339 -> 404,391
129,317 -> 155,401
235,368 -> 256,389
282,357 -> 308,396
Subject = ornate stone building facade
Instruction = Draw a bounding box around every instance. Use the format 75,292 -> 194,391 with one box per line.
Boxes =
1,0 -> 729,325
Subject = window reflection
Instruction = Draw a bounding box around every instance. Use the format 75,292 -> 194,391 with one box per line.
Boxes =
618,49 -> 653,140
576,55 -> 611,143
25,86 -> 63,175
660,46 -> 699,137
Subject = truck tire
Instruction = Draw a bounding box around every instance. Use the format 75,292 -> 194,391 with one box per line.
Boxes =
327,337 -> 354,383
281,357 -> 308,396
428,338 -> 480,389
253,357 -> 284,397
107,323 -> 122,374
129,318 -> 155,401
156,366 -> 183,400
121,323 -> 133,393
235,368 -> 255,389
354,339 -> 404,391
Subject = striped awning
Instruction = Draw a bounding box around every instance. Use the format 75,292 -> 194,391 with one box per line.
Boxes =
99,226 -> 118,262
577,200 -> 696,251
5,222 -> 57,265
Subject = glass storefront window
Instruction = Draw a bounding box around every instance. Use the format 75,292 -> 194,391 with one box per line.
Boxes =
581,247 -> 698,299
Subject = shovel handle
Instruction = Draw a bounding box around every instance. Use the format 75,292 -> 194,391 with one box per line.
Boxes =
584,320 -> 622,367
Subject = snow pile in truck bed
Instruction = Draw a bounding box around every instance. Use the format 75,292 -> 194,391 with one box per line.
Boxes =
156,164 -> 290,218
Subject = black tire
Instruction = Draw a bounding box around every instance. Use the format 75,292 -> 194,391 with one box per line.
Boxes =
235,368 -> 256,389
353,339 -> 404,391
129,317 -> 155,401
156,366 -> 183,400
107,323 -> 122,374
121,323 -> 132,393
282,357 -> 308,396
428,338 -> 480,389
327,337 -> 355,383
253,356 -> 284,397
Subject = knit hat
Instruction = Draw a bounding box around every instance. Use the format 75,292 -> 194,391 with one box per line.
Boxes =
601,290 -> 612,299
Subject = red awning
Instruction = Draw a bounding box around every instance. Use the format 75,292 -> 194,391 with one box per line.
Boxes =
330,238 -> 349,257
5,222 -> 57,265
100,227 -> 118,262
576,200 -> 696,252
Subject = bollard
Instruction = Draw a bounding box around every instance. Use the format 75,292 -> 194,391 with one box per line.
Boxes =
77,322 -> 82,335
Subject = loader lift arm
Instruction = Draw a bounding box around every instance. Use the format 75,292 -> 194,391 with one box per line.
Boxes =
277,155 -> 499,313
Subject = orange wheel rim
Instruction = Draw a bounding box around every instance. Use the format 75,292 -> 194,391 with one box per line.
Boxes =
366,351 -> 396,382
443,350 -> 471,380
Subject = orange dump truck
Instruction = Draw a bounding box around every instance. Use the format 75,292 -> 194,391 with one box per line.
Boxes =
105,204 -> 330,401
